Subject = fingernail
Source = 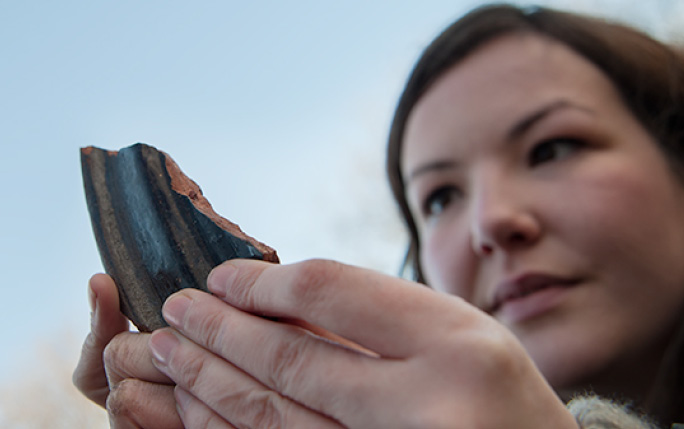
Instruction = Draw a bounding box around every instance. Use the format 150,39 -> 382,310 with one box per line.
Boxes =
163,293 -> 192,327
88,284 -> 99,333
149,330 -> 179,366
175,386 -> 192,416
207,262 -> 238,297
88,282 -> 97,313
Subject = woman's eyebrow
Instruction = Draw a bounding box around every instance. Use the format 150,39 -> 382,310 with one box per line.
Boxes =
405,101 -> 594,186
508,99 -> 595,141
405,160 -> 458,185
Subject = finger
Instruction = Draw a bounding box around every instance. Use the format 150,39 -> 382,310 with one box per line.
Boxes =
175,387 -> 237,429
149,328 -> 343,429
284,318 -> 378,357
73,273 -> 130,407
104,331 -> 173,388
207,259 -> 467,357
160,290 -> 383,424
107,379 -> 182,429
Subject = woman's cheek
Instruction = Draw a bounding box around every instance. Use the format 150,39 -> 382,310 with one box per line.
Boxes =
420,222 -> 473,298
420,235 -> 442,290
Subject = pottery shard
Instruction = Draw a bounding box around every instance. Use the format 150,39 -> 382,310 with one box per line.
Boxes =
81,143 -> 279,331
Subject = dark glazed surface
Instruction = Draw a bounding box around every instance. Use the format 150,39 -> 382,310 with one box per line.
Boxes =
81,143 -> 279,331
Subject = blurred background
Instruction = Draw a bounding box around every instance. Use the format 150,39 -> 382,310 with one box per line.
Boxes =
1,0 -> 682,426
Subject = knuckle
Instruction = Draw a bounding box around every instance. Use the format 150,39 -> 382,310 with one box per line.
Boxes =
102,332 -> 134,385
175,352 -> 207,392
241,389 -> 289,428
194,307 -> 228,353
102,335 -> 122,370
80,331 -> 99,357
289,259 -> 344,306
73,336 -> 98,389
481,330 -> 519,365
456,327 -> 523,380
265,333 -> 310,392
72,366 -> 99,397
226,263 -> 265,309
71,368 -> 84,391
179,408 -> 214,429
106,378 -> 142,418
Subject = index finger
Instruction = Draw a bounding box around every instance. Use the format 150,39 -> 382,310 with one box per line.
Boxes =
207,259 -> 470,358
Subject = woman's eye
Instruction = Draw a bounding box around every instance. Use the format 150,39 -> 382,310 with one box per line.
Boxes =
422,186 -> 461,218
528,138 -> 583,166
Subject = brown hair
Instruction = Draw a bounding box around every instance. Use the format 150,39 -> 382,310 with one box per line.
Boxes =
386,3 -> 684,425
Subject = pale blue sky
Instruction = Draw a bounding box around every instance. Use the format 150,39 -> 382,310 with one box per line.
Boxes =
1,0 -> 680,390
0,0 -> 477,384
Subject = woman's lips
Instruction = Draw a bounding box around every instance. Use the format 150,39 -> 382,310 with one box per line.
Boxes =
487,273 -> 580,322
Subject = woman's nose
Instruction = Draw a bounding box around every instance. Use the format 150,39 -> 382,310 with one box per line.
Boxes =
469,181 -> 542,257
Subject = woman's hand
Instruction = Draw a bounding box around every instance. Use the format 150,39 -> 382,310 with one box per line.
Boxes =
73,274 -> 183,428
148,259 -> 580,429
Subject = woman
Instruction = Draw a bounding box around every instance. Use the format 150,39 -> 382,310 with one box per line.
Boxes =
386,4 -> 684,425
74,4 -> 684,428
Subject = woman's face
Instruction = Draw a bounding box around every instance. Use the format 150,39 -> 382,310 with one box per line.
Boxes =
401,33 -> 684,397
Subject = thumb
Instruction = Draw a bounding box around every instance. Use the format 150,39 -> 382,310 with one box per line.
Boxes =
73,273 -> 129,407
